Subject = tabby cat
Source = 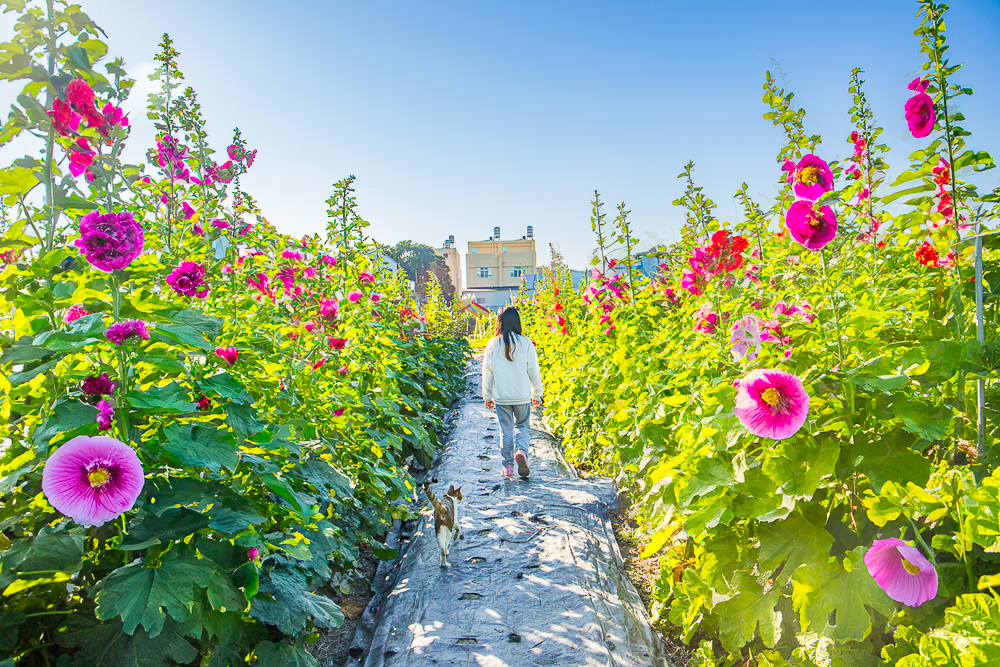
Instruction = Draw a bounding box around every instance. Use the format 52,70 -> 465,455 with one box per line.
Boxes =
422,483 -> 463,567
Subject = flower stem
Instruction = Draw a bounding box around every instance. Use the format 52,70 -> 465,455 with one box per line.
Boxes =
821,250 -> 845,364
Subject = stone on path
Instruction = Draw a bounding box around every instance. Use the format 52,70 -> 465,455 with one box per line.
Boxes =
346,358 -> 672,667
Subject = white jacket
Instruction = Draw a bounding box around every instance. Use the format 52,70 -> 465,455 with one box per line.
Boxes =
482,334 -> 544,406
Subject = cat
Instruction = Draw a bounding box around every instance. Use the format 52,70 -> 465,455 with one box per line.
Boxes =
422,483 -> 463,567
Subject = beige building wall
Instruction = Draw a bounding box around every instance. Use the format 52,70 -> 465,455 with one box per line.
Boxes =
433,246 -> 463,294
466,237 -> 536,289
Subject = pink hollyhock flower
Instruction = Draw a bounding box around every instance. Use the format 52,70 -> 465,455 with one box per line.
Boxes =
68,141 -> 96,177
192,222 -> 204,236
734,368 -> 810,440
215,347 -> 238,366
329,337 -> 348,350
864,538 -> 937,607
275,266 -> 296,292
281,250 -> 302,261
916,241 -> 939,266
63,303 -> 90,324
603,322 -> 615,335
371,292 -> 381,302
65,79 -> 98,116
304,321 -> 317,333
555,314 -> 566,326
75,210 -> 145,272
181,202 -> 196,220
333,408 -> 345,417
359,271 -> 375,284
730,315 -> 762,362
338,365 -> 349,376
303,267 -> 316,279
680,269 -> 704,296
247,546 -> 259,560
166,262 -> 209,298
102,102 -> 128,128
211,219 -> 231,230
694,304 -> 718,334
41,435 -> 144,527
321,254 -> 337,267
245,149 -> 256,167
853,188 -> 870,206
248,273 -> 275,301
48,98 -> 83,136
197,395 -> 211,411
784,154 -> 834,201
319,299 -> 339,320
96,399 -> 114,431
313,358 -> 327,370
227,144 -> 245,161
238,224 -> 252,237
785,200 -> 838,251
905,80 -> 935,139
845,164 -> 862,179
105,320 -> 149,346
347,290 -> 363,302
82,373 -> 115,397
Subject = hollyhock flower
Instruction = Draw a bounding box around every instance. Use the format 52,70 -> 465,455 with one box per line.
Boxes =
694,304 -> 718,334
785,200 -> 838,251
166,262 -> 209,298
864,538 -> 938,607
845,164 -> 862,179
329,337 -> 348,350
75,210 -> 144,272
604,322 -> 615,335
217,160 -> 236,183
68,140 -> 96,177
347,290 -> 363,302
680,269 -> 704,296
333,408 -> 345,417
245,149 -> 256,167
227,144 -> 245,161
102,101 -> 129,128
313,358 -> 327,370
371,292 -> 381,302
48,98 -> 83,135
248,273 -> 274,300
338,365 -> 349,376
853,188 -> 871,206
730,315 -> 762,362
304,321 -> 317,333
555,314 -> 566,326
734,368 -> 810,440
321,254 -> 337,267
181,202 -> 196,220
105,320 -> 149,346
275,266 -> 296,292
82,373 -> 115,397
41,435 -> 144,527
238,224 -> 252,237
915,241 -> 939,266
784,154 -> 834,201
247,546 -> 259,560
932,157 -> 950,187
281,250 -> 302,261
936,191 -> 954,220
215,347 -> 238,366
553,303 -> 563,311
65,79 -> 98,116
197,395 -> 211,411
319,299 -> 339,320
211,219 -> 231,230
63,303 -> 90,324
192,222 -> 204,236
359,272 -> 375,284
937,250 -> 956,268
96,399 -> 114,431
905,79 -> 935,139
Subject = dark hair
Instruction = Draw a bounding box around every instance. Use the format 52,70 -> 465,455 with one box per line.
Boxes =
494,306 -> 522,362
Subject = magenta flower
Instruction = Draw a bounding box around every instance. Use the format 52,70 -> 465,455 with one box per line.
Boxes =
102,101 -> 128,128
68,141 -> 96,178
347,290 -> 363,303
211,219 -> 231,230
359,272 -> 375,284
338,365 -> 349,376
96,399 -> 114,431
333,408 -> 345,417
247,546 -> 260,560
905,92 -> 935,139
785,200 -> 838,251
166,262 -> 209,298
281,250 -> 302,261
371,292 -> 382,303
734,368 -> 810,440
41,435 -> 144,527
215,347 -> 238,366
48,98 -> 83,136
321,255 -> 337,267
82,373 -> 115,397
63,304 -> 90,324
105,320 -> 149,346
864,538 -> 938,607
329,337 -> 347,351
75,210 -> 145,272
319,299 -> 339,320
784,154 -> 834,201
730,315 -> 762,362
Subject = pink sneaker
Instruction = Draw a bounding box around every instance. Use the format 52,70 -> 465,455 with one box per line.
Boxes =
515,452 -> 530,478
502,464 -> 515,477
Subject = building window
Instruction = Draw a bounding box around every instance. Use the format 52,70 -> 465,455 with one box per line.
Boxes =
470,247 -> 478,254
509,267 -> 523,278
502,246 -> 509,253
476,267 -> 492,278
476,297 -> 485,304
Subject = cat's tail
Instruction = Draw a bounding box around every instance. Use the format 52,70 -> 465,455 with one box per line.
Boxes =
421,483 -> 447,521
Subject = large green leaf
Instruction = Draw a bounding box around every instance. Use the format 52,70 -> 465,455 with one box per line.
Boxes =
791,547 -> 896,642
201,372 -> 252,404
715,571 -> 782,653
226,402 -> 265,438
0,527 -> 85,590
125,381 -> 195,413
56,616 -> 198,667
249,560 -> 344,634
172,309 -> 224,337
32,398 -> 99,448
762,435 -> 840,499
33,312 -> 105,352
0,334 -> 54,364
162,423 -> 239,473
152,322 -> 213,351
254,640 -> 318,667
758,510 -> 833,586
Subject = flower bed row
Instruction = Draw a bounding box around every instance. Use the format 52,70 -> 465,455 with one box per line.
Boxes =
519,2 -> 999,665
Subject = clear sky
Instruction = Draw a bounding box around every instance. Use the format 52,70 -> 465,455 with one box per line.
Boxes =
2,0 -> 999,269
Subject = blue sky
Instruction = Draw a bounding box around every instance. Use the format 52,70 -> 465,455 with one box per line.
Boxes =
3,0 -> 999,269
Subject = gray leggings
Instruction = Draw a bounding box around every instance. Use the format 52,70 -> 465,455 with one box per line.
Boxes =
496,403 -> 531,466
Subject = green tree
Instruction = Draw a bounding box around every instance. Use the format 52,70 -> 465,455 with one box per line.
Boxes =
388,240 -> 438,282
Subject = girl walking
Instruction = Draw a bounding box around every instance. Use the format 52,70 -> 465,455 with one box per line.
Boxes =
482,306 -> 544,478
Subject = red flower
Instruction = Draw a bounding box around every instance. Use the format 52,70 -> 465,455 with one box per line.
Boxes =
48,98 -> 82,136
915,241 -> 939,266
553,303 -> 563,311
215,347 -> 238,365
197,395 -> 211,411
329,337 -> 347,350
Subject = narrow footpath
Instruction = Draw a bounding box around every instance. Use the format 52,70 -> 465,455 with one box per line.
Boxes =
346,357 -> 671,667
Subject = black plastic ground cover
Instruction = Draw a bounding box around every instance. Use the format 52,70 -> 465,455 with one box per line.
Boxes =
344,358 -> 672,667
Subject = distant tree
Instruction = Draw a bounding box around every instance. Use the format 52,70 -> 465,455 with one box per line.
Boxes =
387,240 -> 437,282
430,256 -> 456,304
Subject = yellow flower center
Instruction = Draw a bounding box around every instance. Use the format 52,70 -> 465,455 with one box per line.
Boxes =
902,558 -> 921,575
88,467 -> 110,488
761,387 -> 781,406
798,166 -> 820,184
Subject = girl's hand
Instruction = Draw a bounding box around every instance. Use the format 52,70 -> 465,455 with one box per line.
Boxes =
532,399 -> 541,407
485,400 -> 495,410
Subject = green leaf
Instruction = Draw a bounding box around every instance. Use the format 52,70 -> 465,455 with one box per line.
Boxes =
249,560 -> 344,634
1,334 -> 54,364
56,616 -> 198,667
65,45 -> 92,71
791,547 -> 896,642
254,640 -> 318,667
0,527 -> 84,590
152,322 -> 213,351
125,382 -> 195,413
162,423 -> 239,473
370,544 -> 398,561
762,435 -> 840,498
226,402 -> 265,438
893,399 -> 949,441
32,398 -> 99,447
8,356 -> 62,386
715,571 -> 782,653
758,510 -> 833,585
126,507 -> 210,544
95,557 -> 215,637
172,309 -> 223,337
201,372 -> 252,404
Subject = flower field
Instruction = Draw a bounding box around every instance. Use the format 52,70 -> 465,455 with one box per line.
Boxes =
518,2 -> 1000,665
0,1 -> 469,664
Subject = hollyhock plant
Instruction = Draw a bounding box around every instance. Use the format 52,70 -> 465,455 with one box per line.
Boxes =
105,320 -> 149,346
247,547 -> 260,560
63,303 -> 89,324
905,77 -> 936,138
181,202 -> 196,220
166,262 -> 209,298
358,271 -> 375,284
329,337 -> 348,351
785,200 -> 838,251
782,154 -> 834,201
82,373 -> 115,397
864,538 -> 938,607
75,210 -> 145,272
347,290 -> 363,302
319,299 -> 339,320
916,241 -> 939,266
197,395 -> 211,411
215,347 -> 238,366
730,315 -> 762,362
48,98 -> 82,135
96,400 -> 114,431
41,435 -> 144,527
734,368 -> 810,440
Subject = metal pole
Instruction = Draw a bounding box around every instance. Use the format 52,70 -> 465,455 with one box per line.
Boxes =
975,214 -> 987,461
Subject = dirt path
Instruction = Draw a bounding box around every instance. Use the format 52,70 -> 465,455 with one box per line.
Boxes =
345,358 -> 672,667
